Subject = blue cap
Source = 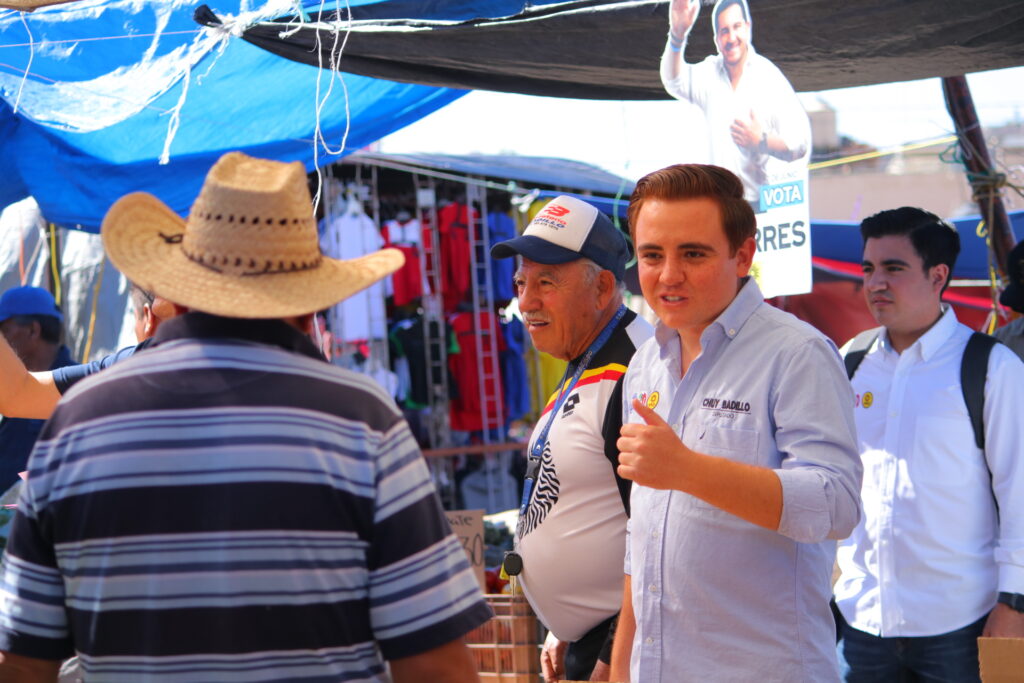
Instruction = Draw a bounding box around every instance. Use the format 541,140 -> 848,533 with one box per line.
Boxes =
491,195 -> 630,281
0,286 -> 63,324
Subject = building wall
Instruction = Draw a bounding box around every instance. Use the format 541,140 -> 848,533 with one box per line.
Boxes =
809,164 -> 974,222
808,123 -> 1024,223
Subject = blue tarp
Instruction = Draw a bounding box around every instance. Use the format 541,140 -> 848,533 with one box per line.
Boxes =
0,0 -> 467,233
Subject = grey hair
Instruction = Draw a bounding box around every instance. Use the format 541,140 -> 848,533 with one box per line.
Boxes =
579,257 -> 627,298
129,283 -> 155,320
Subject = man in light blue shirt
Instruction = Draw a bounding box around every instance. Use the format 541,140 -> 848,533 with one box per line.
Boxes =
608,163 -> 862,682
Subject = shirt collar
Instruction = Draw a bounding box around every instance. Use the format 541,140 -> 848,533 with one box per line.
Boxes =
880,304 -> 957,361
653,276 -> 764,359
709,276 -> 763,342
152,312 -> 325,362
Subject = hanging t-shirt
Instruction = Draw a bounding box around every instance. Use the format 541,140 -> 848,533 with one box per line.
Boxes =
448,310 -> 506,432
383,218 -> 426,306
438,203 -> 473,313
390,245 -> 424,306
487,211 -> 517,302
391,316 -> 458,409
500,317 -> 530,424
319,210 -> 387,344
382,218 -> 422,246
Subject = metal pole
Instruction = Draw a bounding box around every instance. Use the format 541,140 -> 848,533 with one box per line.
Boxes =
941,75 -> 1017,280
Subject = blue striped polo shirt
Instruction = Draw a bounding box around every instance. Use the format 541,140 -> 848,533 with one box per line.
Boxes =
0,312 -> 491,682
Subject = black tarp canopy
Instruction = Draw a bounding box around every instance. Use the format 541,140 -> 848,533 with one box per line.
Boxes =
198,0 -> 1024,100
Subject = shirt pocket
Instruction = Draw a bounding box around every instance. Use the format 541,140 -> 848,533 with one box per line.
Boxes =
693,424 -> 761,510
698,423 -> 760,459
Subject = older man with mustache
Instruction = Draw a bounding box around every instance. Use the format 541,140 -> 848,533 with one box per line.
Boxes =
491,196 -> 653,681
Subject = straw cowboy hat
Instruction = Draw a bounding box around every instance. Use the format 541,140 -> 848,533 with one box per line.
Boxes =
102,152 -> 403,319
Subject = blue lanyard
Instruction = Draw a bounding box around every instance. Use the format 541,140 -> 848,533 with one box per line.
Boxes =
519,304 -> 627,514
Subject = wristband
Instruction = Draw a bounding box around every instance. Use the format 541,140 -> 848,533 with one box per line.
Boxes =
668,32 -> 684,52
998,592 -> 1024,613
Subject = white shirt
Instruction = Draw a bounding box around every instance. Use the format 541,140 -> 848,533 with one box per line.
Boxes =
516,312 -> 653,642
661,43 -> 810,202
835,307 -> 1024,637
319,210 -> 387,343
383,218 -> 422,246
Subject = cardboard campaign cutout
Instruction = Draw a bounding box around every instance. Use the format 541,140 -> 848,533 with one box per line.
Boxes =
663,0 -> 812,297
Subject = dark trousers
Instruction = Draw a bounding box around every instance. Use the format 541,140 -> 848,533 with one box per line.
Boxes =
837,615 -> 986,683
565,614 -> 616,681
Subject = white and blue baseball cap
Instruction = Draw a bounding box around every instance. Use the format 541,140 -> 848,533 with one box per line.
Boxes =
491,195 -> 630,281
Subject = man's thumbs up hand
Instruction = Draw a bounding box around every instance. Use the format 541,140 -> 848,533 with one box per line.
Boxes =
617,399 -> 691,489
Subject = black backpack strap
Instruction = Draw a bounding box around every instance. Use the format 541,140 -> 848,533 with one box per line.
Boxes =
961,332 -> 998,521
844,327 -> 882,380
961,332 -> 997,451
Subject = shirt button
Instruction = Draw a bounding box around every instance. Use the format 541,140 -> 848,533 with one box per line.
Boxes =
890,411 -> 898,417
651,530 -> 660,539
728,328 -> 736,336
645,637 -> 654,645
649,584 -> 658,593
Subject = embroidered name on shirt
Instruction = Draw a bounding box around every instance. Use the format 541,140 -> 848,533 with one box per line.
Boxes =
701,397 -> 751,413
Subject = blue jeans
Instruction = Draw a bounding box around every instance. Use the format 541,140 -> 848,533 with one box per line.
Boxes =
838,615 -> 986,682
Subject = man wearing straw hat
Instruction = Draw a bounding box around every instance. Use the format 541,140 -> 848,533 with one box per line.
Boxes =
0,152 -> 492,682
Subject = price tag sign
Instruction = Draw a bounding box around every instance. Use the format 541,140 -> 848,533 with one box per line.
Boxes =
445,509 -> 486,591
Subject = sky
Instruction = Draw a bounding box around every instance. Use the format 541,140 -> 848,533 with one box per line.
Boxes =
378,66 -> 1024,183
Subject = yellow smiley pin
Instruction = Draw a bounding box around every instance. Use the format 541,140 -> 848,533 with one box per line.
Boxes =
862,392 -> 874,408
647,392 -> 660,409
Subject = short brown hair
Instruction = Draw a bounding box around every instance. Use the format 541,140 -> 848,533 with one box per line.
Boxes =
627,164 -> 756,254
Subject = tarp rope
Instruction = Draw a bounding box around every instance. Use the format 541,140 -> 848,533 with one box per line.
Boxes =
310,0 -> 354,214
11,10 -> 32,113
807,135 -> 958,171
81,259 -> 105,362
940,120 -> 1024,333
18,221 -> 45,287
159,58 -> 193,165
0,29 -> 203,50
